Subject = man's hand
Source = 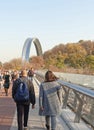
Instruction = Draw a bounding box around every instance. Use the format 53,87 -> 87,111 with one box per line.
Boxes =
32,105 -> 35,109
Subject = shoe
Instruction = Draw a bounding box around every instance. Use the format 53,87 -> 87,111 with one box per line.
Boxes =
24,127 -> 28,130
45,124 -> 50,130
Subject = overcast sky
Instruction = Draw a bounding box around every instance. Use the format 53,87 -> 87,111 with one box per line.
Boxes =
0,0 -> 94,63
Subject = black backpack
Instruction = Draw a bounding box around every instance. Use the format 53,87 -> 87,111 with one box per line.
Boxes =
14,78 -> 29,102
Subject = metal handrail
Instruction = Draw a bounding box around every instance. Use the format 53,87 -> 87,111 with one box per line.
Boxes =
35,71 -> 94,128
58,80 -> 94,99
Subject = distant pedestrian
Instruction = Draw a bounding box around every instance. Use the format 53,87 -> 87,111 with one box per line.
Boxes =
3,71 -> 10,96
12,69 -> 36,130
0,72 -> 3,89
39,70 -> 62,130
27,67 -> 34,81
11,71 -> 18,82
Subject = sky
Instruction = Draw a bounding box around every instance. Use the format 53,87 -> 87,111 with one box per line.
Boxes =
0,0 -> 94,63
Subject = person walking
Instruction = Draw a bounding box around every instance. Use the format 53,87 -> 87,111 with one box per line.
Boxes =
27,67 -> 34,81
12,70 -> 36,130
39,70 -> 62,130
3,71 -> 10,96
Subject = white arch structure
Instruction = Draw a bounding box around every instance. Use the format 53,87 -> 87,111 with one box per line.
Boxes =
22,37 -> 43,62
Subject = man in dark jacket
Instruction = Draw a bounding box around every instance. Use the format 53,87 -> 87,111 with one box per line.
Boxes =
27,67 -> 34,81
12,70 -> 36,130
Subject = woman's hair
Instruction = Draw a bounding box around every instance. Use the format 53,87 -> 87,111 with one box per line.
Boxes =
45,70 -> 58,82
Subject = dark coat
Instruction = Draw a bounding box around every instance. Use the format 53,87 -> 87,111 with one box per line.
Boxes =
12,77 -> 36,105
3,74 -> 10,88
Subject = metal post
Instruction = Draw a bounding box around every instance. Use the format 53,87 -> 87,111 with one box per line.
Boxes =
62,87 -> 70,109
73,91 -> 84,123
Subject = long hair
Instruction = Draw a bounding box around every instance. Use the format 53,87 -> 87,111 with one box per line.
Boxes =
45,70 -> 58,82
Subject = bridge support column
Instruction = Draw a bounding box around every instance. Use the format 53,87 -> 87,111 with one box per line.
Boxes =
73,95 -> 77,109
62,86 -> 70,109
74,91 -> 84,123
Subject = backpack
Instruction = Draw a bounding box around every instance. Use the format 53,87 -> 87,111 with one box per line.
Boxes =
14,78 -> 29,102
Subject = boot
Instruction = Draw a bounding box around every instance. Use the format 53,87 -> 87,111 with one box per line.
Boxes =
45,124 -> 50,130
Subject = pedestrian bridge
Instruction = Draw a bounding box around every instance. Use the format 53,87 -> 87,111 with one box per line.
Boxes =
0,71 -> 93,130
10,72 -> 94,130
34,71 -> 94,130
10,38 -> 94,130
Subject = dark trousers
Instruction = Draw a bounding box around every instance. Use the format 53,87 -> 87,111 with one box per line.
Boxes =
16,103 -> 30,130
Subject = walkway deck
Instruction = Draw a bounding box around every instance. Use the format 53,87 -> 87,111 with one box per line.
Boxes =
0,79 -> 93,130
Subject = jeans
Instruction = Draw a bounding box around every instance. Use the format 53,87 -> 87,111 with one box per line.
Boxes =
16,103 -> 30,130
45,115 -> 56,130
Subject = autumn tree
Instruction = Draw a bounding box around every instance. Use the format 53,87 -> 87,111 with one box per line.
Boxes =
0,61 -> 2,69
3,62 -> 13,70
29,56 -> 44,69
80,40 -> 94,55
10,58 -> 22,70
62,43 -> 87,68
85,55 -> 94,69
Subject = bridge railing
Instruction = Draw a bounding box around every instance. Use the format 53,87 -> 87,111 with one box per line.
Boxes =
35,71 -> 94,128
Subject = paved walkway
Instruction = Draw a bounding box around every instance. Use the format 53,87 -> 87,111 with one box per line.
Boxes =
0,79 -> 93,130
9,79 -> 65,130
10,80 -> 45,130
0,81 -> 46,130
0,83 -> 16,130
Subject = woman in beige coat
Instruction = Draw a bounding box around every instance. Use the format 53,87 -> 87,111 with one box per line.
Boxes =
39,70 -> 62,130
